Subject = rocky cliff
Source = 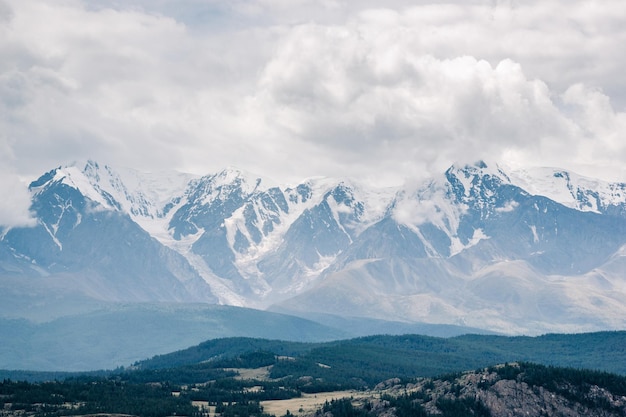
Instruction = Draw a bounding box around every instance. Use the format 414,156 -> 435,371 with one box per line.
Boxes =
327,362 -> 626,417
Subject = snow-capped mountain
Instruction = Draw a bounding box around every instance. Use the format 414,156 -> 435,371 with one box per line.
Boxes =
2,162 -> 216,304
280,162 -> 626,333
510,167 -> 626,216
2,160 -> 626,335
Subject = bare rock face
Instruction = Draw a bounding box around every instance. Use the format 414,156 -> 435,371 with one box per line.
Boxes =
476,379 -> 589,417
334,363 -> 626,417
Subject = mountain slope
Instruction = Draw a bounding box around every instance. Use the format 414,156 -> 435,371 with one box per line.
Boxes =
275,162 -> 626,333
0,304 -> 349,371
2,160 -> 626,335
1,162 -> 216,303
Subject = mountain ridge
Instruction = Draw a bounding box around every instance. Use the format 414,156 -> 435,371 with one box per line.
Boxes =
2,159 -> 626,335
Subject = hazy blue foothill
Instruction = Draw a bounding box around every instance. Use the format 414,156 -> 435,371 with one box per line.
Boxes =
0,303 -> 489,372
0,304 -> 348,371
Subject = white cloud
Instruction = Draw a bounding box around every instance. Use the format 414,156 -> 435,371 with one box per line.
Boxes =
392,183 -> 468,234
0,0 -> 625,214
393,196 -> 450,229
0,155 -> 36,227
255,24 -> 578,177
249,1 -> 626,181
496,200 -> 519,213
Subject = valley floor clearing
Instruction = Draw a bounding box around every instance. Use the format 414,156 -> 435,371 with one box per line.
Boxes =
261,390 -> 369,417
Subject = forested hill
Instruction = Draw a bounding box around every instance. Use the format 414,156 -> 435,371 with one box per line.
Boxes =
3,331 -> 625,386
3,333 -> 626,417
133,331 -> 626,381
3,361 -> 626,417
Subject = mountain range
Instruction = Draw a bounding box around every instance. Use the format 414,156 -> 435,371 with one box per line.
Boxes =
2,160 -> 626,340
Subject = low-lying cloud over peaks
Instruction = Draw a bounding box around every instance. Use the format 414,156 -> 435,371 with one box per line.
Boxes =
0,167 -> 36,229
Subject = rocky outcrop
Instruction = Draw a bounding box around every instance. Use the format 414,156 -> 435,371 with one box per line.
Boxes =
334,363 -> 626,417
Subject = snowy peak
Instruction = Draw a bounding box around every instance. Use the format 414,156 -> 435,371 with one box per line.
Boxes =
446,160 -> 511,182
28,160 -> 197,220
224,177 -> 394,258
192,167 -> 269,201
225,178 -> 392,272
323,180 -> 396,234
29,162 -> 117,211
388,161 -> 517,258
443,162 -> 626,218
510,167 -> 626,216
444,160 -> 513,203
167,168 -> 271,240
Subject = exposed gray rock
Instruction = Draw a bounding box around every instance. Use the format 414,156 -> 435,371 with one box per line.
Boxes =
338,363 -> 626,417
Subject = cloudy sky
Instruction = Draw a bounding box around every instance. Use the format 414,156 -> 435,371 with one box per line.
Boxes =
1,0 -> 626,226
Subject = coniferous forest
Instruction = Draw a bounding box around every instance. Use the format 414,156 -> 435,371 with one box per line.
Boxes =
3,333 -> 626,417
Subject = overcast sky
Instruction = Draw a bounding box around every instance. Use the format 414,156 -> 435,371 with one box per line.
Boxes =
1,0 -> 626,227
